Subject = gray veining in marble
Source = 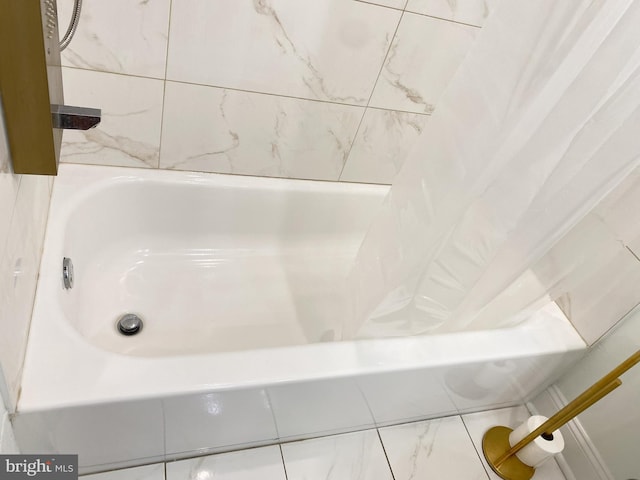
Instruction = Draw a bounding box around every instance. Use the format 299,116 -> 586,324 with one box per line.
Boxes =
60,68 -> 164,169
380,417 -> 489,480
160,81 -> 363,180
369,12 -> 478,113
58,0 -> 171,78
341,109 -> 429,184
166,0 -> 401,105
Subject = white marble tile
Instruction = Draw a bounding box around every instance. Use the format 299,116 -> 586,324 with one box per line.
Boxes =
462,407 -> 566,480
405,0 -> 496,27
57,0 -> 171,78
535,213 -> 640,345
340,109 -> 429,184
82,464 -> 164,480
380,416 -> 488,480
542,167 -> 640,343
61,68 -> 164,168
160,81 -> 364,180
555,246 -> 640,345
166,0 -> 400,105
281,430 -> 393,480
0,174 -> 50,408
369,12 -> 478,114
166,446 -> 285,480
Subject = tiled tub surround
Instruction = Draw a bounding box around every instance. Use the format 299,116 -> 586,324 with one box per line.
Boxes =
159,82 -> 363,180
78,407 -> 566,480
13,164 -> 585,473
57,0 -> 484,183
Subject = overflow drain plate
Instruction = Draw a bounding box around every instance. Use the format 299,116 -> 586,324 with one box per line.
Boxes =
117,313 -> 143,336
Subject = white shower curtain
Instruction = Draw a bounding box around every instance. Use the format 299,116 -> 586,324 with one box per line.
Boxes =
346,0 -> 640,338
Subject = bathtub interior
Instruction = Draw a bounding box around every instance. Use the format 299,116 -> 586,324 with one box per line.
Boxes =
56,169 -> 388,356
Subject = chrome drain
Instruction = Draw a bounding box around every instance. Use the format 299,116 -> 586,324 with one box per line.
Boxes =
62,257 -> 74,289
116,313 -> 143,336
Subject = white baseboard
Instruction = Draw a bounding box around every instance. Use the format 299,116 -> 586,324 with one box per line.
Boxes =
527,386 -> 613,480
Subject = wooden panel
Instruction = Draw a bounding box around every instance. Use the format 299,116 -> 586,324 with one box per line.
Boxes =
0,0 -> 63,175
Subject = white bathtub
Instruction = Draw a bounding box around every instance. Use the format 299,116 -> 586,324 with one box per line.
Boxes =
14,165 -> 586,473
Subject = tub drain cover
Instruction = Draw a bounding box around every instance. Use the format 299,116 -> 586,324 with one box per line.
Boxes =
117,313 -> 143,336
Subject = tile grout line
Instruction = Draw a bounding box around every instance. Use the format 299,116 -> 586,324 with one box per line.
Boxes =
337,7 -> 406,181
157,0 -> 174,170
460,415 -> 493,480
626,244 -> 640,262
353,0 -> 404,12
376,428 -> 398,480
59,65 -> 428,117
403,9 -> 483,29
364,104 -> 429,117
353,0 -> 483,28
278,444 -> 289,480
58,160 -> 393,185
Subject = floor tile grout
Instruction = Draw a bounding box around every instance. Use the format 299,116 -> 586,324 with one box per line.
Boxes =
278,444 -> 289,480
376,428 -> 397,480
460,414 -> 493,479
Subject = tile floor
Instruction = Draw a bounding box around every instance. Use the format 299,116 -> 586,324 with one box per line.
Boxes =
83,407 -> 567,480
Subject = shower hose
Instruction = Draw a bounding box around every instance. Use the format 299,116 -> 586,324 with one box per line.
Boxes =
59,0 -> 82,52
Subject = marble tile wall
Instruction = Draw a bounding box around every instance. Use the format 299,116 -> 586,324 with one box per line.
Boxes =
0,100 -> 53,413
57,0 -> 487,184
